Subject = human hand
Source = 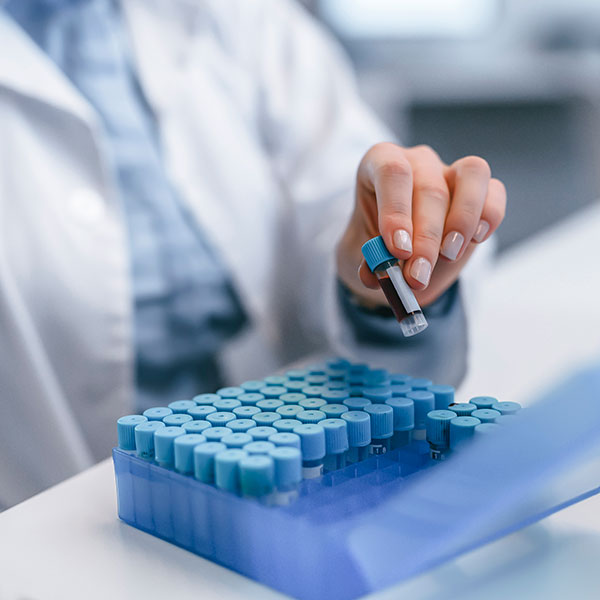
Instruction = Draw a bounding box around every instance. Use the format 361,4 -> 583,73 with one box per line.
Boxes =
336,143 -> 506,308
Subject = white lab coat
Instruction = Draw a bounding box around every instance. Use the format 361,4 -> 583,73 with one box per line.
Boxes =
0,0 -> 394,507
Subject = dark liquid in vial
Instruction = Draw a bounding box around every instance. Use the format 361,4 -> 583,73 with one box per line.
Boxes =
378,274 -> 411,323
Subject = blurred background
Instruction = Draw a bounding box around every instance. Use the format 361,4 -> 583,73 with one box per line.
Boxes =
302,0 -> 600,252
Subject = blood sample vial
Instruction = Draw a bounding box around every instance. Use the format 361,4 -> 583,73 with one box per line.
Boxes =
361,236 -> 428,337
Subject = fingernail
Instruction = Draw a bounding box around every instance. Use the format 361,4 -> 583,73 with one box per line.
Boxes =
473,220 -> 490,243
393,229 -> 412,253
410,257 -> 432,286
440,231 -> 465,261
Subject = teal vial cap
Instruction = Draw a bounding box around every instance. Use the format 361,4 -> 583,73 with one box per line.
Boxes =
264,375 -> 287,386
192,393 -> 220,405
194,442 -> 226,483
471,409 -> 501,423
247,426 -> 277,441
321,403 -> 349,418
302,386 -> 327,398
276,405 -> 304,418
243,441 -> 276,455
325,381 -> 349,391
386,397 -> 414,431
227,419 -> 257,433
283,380 -> 308,392
269,447 -> 302,489
306,374 -> 328,385
470,396 -> 497,410
362,386 -> 393,404
321,390 -> 350,403
143,407 -> 172,421
361,235 -> 395,272
448,402 -> 477,417
117,415 -> 148,450
391,384 -> 412,398
168,400 -> 196,414
222,432 -> 253,449
273,419 -> 302,433
298,398 -> 327,410
449,416 -> 481,449
341,411 -> 371,448
174,434 -> 207,474
206,411 -> 237,427
238,393 -> 265,406
491,401 -> 522,415
252,412 -> 282,426
203,426 -> 233,442
428,384 -> 455,410
293,424 -> 326,461
256,399 -> 284,411
216,386 -> 244,399
364,404 -> 393,439
259,386 -> 288,399
343,397 -> 372,410
407,391 -> 435,429
233,406 -> 261,418
320,418 -> 349,454
182,420 -> 212,434
240,380 -> 265,393
363,369 -> 390,386
163,413 -> 193,427
134,420 -> 165,458
286,369 -> 309,380
215,449 -> 247,493
280,393 -> 307,404
391,373 -> 413,385
213,398 -> 242,411
268,432 -> 301,450
188,405 -> 217,420
154,426 -> 186,466
240,455 -> 275,497
475,423 -> 501,436
297,410 -> 326,424
426,410 -> 456,447
411,378 -> 433,391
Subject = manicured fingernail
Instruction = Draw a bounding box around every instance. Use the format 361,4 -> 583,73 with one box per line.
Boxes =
410,257 -> 432,286
393,229 -> 412,253
473,220 -> 490,243
440,231 -> 465,261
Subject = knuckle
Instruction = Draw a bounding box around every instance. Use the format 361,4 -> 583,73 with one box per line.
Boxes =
414,182 -> 449,205
374,159 -> 412,181
411,144 -> 440,160
459,155 -> 491,178
414,224 -> 443,248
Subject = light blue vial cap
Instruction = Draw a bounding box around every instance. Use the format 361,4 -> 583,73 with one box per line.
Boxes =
134,420 -> 165,458
321,403 -> 349,418
215,449 -> 247,493
276,405 -> 304,418
273,419 -> 302,433
206,411 -> 237,427
238,393 -> 265,406
325,368 -> 347,381
385,397 -> 414,431
306,375 -> 328,386
286,369 -> 309,380
240,380 -> 265,393
284,380 -> 308,392
154,426 -> 186,466
362,386 -> 393,404
391,373 -> 413,385
247,426 -> 277,441
361,235 -> 395,272
143,407 -> 173,421
222,432 -> 253,449
188,405 -> 217,420
240,455 -> 275,497
299,398 -> 327,410
280,393 -> 307,404
269,447 -> 302,489
252,412 -> 282,426
182,420 -> 212,434
257,399 -> 284,411
491,401 -> 522,415
343,397 -> 372,410
227,419 -> 257,433
213,398 -> 242,411
297,410 -> 326,424
203,426 -> 233,442
449,416 -> 481,449
341,411 -> 371,448
324,381 -> 350,391
302,386 -> 327,398
428,384 -> 455,410
349,363 -> 369,374
407,391 -> 435,429
163,413 -> 193,427
364,404 -> 394,439
259,386 -> 288,399
193,441 -> 227,483
471,409 -> 501,424
321,418 -> 349,454
244,441 -> 276,455
390,384 -> 412,398
293,424 -> 326,461
327,357 -> 351,370
264,375 -> 287,386
426,410 -> 456,446
216,386 -> 244,399
268,432 -> 301,450
448,403 -> 477,417
174,434 -> 207,474
117,415 -> 148,450
192,393 -> 220,406
469,396 -> 497,410
307,363 -> 327,375
168,400 -> 196,414
363,369 -> 390,386
411,378 -> 433,391
321,390 -> 350,402
475,423 -> 501,436
233,406 -> 261,418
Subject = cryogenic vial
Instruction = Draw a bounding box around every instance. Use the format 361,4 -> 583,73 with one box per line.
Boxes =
361,236 -> 428,336
237,393 -> 265,406
390,373 -> 413,385
302,386 -> 327,398
240,380 -> 265,393
363,369 -> 390,387
293,424 -> 326,479
362,387 -> 393,404
491,401 -> 522,415
193,393 -> 220,405
259,386 -> 288,399
448,402 -> 477,417
343,397 -> 372,410
206,411 -> 237,427
143,406 -> 172,421
203,426 -> 233,443
194,442 -> 227,483
222,433 -> 253,449
182,420 -> 212,434
154,426 -> 186,467
349,385 -> 365,397
406,391 -> 435,440
364,404 -> 394,454
386,397 -> 414,449
286,369 -> 309,380
227,419 -> 258,433
247,426 -> 277,441
321,403 -> 349,418
273,419 -> 302,433
449,416 -> 481,450
426,410 -> 456,460
252,412 -> 282,426
283,380 -> 308,392
268,432 -> 301,450
168,400 -> 197,414
321,418 -> 349,472
270,447 -> 303,505
279,393 -> 307,404
296,410 -> 326,424
307,363 -> 327,375
134,421 -> 165,459
216,386 -> 244,399
341,411 -> 371,464
213,398 -> 242,411
322,384 -> 350,395
264,375 -> 287,386
390,384 -> 412,398
325,368 -> 347,381
306,375 -> 328,386
256,399 -> 284,411
471,409 -> 501,424
243,441 -> 276,455
276,405 -> 304,418
240,455 -> 275,503
117,415 -> 148,450
163,413 -> 193,427
215,449 -> 248,494
410,378 -> 433,391
174,434 -> 207,474
470,396 -> 497,410
298,398 -> 327,410
233,406 -> 261,418
428,385 -> 455,410
188,405 -> 217,420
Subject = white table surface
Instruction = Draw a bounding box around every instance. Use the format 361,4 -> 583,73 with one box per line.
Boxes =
2,203 -> 600,600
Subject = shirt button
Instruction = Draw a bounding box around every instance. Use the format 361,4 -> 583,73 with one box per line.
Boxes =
68,187 -> 105,224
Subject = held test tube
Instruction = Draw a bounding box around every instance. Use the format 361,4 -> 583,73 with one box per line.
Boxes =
361,235 -> 428,337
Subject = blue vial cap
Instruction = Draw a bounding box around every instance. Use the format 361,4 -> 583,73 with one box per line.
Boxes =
134,421 -> 165,458
362,386 -> 393,404
491,401 -> 522,415
426,410 -> 456,446
390,384 -> 412,398
268,432 -> 301,450
188,405 -> 217,420
390,373 -> 413,385
143,407 -> 173,421
256,399 -> 284,411
168,400 -> 197,414
276,405 -> 304,418
283,380 -> 308,392
320,418 -> 349,454
341,411 -> 371,448
363,369 -> 390,386
307,363 -> 327,376
361,235 -> 395,272
269,447 -> 302,489
227,419 -> 257,433
215,449 -> 247,493
299,398 -> 327,410
264,375 -> 287,386
347,372 -> 366,386
244,441 -> 277,455
471,409 -> 501,424
297,409 -> 326,424
349,385 -> 365,397
449,416 -> 481,449
240,455 -> 275,497
326,368 -> 347,381
411,378 -> 433,391
252,412 -> 282,426
216,386 -> 244,399
233,405 -> 261,418
326,357 -> 351,369
306,374 -> 328,386
428,384 -> 455,410
163,413 -> 193,427
349,363 -> 369,374
406,391 -> 435,429
475,423 -> 501,436
240,380 -> 266,393
321,390 -> 350,402
321,403 -> 349,418
222,432 -> 253,449
273,419 -> 302,433
259,386 -> 288,399
206,411 -> 237,427
182,420 -> 212,434
280,393 -> 307,405
364,404 -> 394,439
193,442 -> 227,483
448,403 -> 477,417
286,369 -> 309,380
174,434 -> 207,474
343,397 -> 372,410
203,426 -> 233,442
247,426 -> 277,441
154,426 -> 186,466
469,396 -> 497,410
325,381 -> 350,391
117,415 -> 148,450
301,386 -> 327,398
213,398 -> 242,411
293,424 -> 326,461
238,393 -> 265,406
385,397 -> 414,431
192,393 -> 220,406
